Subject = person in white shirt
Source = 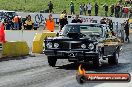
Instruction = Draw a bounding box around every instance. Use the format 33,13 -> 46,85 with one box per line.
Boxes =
87,3 -> 92,16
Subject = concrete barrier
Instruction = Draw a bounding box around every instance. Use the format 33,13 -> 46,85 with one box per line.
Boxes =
0,41 -> 29,58
32,30 -> 56,53
5,30 -> 43,48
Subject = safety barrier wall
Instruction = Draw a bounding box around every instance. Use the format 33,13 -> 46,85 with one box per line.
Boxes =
32,31 -> 56,53
5,30 -> 43,48
0,41 -> 29,58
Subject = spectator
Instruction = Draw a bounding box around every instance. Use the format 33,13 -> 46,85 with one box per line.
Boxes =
4,15 -> 11,30
83,4 -> 87,15
129,6 -> 132,18
60,11 -> 65,19
18,16 -> 22,30
110,4 -> 114,17
44,14 -> 55,32
70,1 -> 75,15
48,1 -> 53,13
25,15 -> 34,30
103,4 -> 108,17
122,6 -> 129,18
59,14 -> 68,31
87,3 -> 92,16
119,0 -> 122,3
120,4 -> 123,18
115,3 -> 120,18
94,3 -> 99,16
100,18 -> 107,24
79,3 -> 83,15
124,20 -> 130,42
10,16 -> 14,30
71,15 -> 82,23
125,0 -> 131,4
13,15 -> 19,30
22,16 -> 28,30
63,10 -> 67,15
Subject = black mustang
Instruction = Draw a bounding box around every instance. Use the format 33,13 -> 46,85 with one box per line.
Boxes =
44,23 -> 121,67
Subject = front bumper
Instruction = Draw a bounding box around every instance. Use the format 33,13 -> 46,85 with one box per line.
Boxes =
44,50 -> 98,58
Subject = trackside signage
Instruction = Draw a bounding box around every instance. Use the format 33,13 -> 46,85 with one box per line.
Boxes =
17,12 -> 128,26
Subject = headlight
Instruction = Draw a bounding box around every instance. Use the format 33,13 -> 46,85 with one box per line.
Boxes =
88,43 -> 94,50
54,43 -> 59,48
46,42 -> 52,48
81,44 -> 86,49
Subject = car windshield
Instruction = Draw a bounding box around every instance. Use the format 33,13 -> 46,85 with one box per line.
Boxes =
63,25 -> 80,36
63,24 -> 103,37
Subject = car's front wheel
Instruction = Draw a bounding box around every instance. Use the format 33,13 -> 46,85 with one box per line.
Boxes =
93,56 -> 100,68
47,56 -> 57,67
108,52 -> 118,65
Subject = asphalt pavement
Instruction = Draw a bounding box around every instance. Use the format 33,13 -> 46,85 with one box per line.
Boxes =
0,34 -> 132,87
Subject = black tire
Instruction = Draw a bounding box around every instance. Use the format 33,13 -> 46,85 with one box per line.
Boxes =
47,56 -> 57,67
93,56 -> 100,68
108,52 -> 118,65
76,74 -> 86,84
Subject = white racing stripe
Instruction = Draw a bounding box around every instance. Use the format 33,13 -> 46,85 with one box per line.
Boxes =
94,73 -> 132,87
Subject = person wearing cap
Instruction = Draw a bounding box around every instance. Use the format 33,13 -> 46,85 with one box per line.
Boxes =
71,15 -> 82,23
44,14 -> 55,32
70,1 -> 75,15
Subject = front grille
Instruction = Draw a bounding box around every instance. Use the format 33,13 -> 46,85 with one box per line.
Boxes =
59,42 -> 82,49
71,43 -> 81,49
56,40 -> 92,50
59,42 -> 69,49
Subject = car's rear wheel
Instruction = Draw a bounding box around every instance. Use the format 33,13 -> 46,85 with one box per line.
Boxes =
47,56 -> 57,67
108,52 -> 118,65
